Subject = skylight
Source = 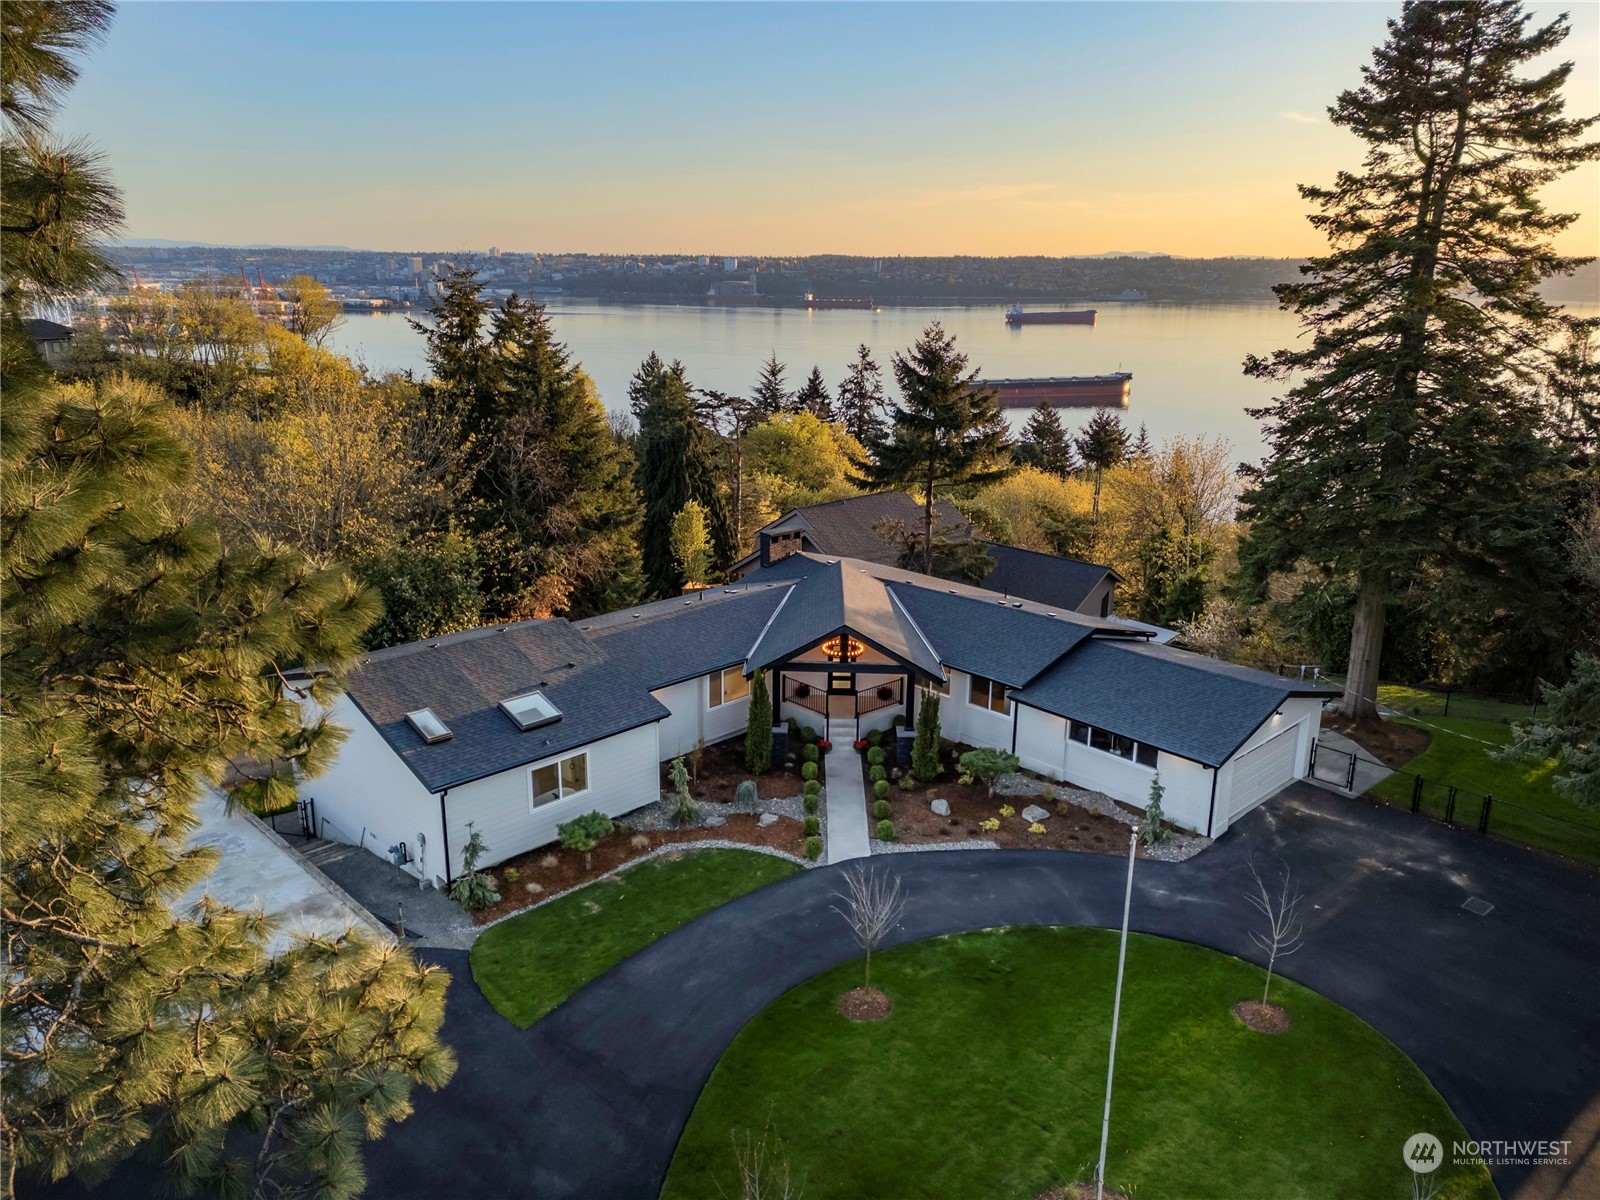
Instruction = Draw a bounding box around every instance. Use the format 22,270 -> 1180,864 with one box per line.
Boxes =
500,690 -> 563,731
405,708 -> 453,744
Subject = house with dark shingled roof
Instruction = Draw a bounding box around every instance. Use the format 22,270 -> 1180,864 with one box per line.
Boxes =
301,552 -> 1329,888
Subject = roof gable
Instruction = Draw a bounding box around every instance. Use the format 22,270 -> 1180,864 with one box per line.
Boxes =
978,542 -> 1118,611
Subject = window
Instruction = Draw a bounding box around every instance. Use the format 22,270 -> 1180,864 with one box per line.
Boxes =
968,674 -> 1010,714
1073,720 -> 1158,768
1099,591 -> 1111,618
929,666 -> 951,695
531,752 -> 589,808
708,666 -> 751,707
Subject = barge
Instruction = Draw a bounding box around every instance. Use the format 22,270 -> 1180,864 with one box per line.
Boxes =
1005,305 -> 1097,325
976,373 -> 1132,409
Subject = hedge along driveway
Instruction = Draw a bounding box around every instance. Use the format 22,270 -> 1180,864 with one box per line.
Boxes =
664,928 -> 1495,1200
1367,716 -> 1600,865
470,847 -> 801,1027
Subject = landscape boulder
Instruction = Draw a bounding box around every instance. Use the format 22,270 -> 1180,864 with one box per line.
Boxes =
1021,804 -> 1051,824
930,798 -> 951,817
757,813 -> 779,827
704,815 -> 727,828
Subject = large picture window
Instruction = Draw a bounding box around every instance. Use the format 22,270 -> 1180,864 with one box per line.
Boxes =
928,666 -> 951,695
1071,721 -> 1159,769
968,673 -> 1010,714
708,666 -> 752,708
531,752 -> 590,809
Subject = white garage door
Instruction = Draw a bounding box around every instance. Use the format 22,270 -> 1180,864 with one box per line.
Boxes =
1229,726 -> 1300,819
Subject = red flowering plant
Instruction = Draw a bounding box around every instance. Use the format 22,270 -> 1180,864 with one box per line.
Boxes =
853,738 -> 869,752
817,739 -> 833,754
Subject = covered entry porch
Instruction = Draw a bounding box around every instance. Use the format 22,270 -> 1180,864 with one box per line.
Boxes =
775,631 -> 917,740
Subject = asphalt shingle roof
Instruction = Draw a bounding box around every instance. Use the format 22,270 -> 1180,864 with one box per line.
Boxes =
1014,638 -> 1327,767
745,560 -> 942,676
346,621 -> 668,792
765,491 -> 970,565
978,542 -> 1118,612
888,584 -> 1098,687
583,586 -> 789,689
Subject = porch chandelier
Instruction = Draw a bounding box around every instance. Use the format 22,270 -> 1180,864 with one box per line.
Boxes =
822,635 -> 866,662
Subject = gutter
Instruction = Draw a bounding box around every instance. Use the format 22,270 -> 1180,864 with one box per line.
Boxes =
1205,768 -> 1219,839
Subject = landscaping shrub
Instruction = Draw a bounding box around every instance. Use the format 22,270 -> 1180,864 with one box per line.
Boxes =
958,748 -> 1020,799
874,799 -> 891,820
735,780 -> 759,806
557,810 -> 615,872
803,778 -> 821,797
801,726 -> 818,743
876,819 -> 894,841
867,729 -> 883,747
893,714 -> 906,727
869,765 -> 887,783
853,737 -> 869,752
817,738 -> 832,755
912,694 -> 941,781
804,815 -> 820,837
801,761 -> 818,782
669,757 -> 699,827
873,779 -> 890,801
805,836 -> 824,861
449,822 -> 501,911
745,670 -> 772,773
1142,774 -> 1170,846
803,743 -> 820,763
867,747 -> 885,766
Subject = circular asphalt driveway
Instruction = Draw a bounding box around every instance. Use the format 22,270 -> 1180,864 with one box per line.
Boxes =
38,783 -> 1600,1199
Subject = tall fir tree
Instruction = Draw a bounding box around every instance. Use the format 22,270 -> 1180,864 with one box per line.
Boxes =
794,365 -> 833,420
852,323 -> 1013,575
411,266 -> 493,434
631,353 -> 735,596
1130,421 -> 1155,463
1015,402 -> 1077,478
472,295 -> 643,618
835,343 -> 888,445
1074,409 -> 1128,531
1,9 -> 456,1195
1237,0 -> 1597,720
751,351 -> 792,414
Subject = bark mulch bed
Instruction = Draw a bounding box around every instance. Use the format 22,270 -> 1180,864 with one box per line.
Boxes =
837,986 -> 892,1022
875,753 -> 1150,857
1232,999 -> 1291,1034
662,737 -> 809,804
469,813 -> 805,925
1320,712 -> 1431,770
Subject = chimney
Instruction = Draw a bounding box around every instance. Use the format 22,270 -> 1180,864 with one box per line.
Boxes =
758,530 -> 773,568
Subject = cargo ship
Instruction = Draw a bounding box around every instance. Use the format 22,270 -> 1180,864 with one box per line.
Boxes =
976,374 -> 1131,409
801,293 -> 877,311
1005,304 -> 1096,326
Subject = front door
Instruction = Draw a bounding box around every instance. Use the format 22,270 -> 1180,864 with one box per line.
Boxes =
827,671 -> 855,722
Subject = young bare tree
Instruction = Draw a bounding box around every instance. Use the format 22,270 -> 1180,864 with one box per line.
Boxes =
1245,859 -> 1305,1005
721,1117 -> 801,1200
832,864 -> 907,991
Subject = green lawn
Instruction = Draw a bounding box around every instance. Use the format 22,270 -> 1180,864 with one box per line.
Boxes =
664,928 -> 1493,1200
471,848 -> 801,1028
1368,716 -> 1600,865
1376,683 -> 1537,724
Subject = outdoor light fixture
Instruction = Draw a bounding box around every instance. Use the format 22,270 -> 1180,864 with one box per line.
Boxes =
821,635 -> 866,662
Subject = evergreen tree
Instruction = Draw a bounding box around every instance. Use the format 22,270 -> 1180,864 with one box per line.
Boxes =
835,343 -> 888,446
411,266 -> 493,433
1237,0 -> 1597,721
1130,421 -> 1154,463
473,295 -> 644,618
1074,408 -> 1128,531
752,351 -> 792,414
852,323 -> 1013,575
1015,402 -> 1077,478
632,354 -> 735,595
912,693 -> 942,782
745,669 -> 773,773
1,12 -> 456,1194
794,365 -> 833,420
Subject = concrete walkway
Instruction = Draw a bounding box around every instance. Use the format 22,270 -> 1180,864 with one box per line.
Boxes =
823,718 -> 870,861
1311,728 -> 1395,795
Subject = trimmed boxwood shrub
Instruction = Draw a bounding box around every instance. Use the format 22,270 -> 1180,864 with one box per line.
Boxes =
876,819 -> 895,841
805,835 -> 824,861
804,814 -> 820,837
801,761 -> 818,782
874,798 -> 891,820
867,747 -> 885,766
803,778 -> 821,796
869,764 -> 887,783
803,793 -> 820,814
873,778 -> 890,800
867,729 -> 883,747
801,726 -> 818,743
802,743 -> 820,763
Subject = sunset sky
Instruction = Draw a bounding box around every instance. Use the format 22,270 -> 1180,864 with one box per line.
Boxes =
61,1 -> 1599,258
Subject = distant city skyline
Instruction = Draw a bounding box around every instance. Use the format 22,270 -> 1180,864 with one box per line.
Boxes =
62,2 -> 1599,258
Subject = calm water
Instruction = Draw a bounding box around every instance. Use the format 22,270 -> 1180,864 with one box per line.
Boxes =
323,301 -> 1324,463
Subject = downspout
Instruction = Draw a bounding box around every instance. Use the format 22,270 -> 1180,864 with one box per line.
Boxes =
1010,699 -> 1020,754
1205,768 -> 1218,839
438,789 -> 452,888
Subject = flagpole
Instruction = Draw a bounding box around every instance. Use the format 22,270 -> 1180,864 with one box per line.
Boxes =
1096,825 -> 1139,1200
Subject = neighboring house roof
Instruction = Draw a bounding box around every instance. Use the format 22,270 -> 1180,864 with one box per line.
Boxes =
744,559 -> 943,676
977,542 -> 1120,611
1013,638 -> 1326,767
734,491 -> 970,570
345,620 -> 669,792
582,584 -> 790,689
24,318 -> 73,342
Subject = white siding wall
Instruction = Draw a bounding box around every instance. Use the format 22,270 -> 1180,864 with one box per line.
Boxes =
704,672 -> 751,744
300,694 -> 445,887
956,673 -> 1016,754
1209,698 -> 1321,837
1015,706 -> 1067,777
653,680 -> 702,760
442,722 -> 661,876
